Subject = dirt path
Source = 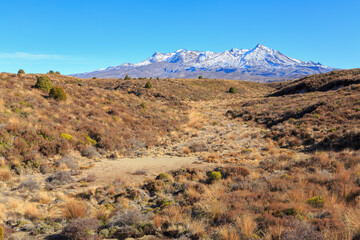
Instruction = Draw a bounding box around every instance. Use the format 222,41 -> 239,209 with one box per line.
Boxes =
82,156 -> 213,186
79,99 -> 270,186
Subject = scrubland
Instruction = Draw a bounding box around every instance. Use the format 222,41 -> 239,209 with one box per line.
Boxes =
0,69 -> 360,239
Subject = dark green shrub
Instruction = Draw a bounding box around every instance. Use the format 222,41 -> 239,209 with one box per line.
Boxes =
49,86 -> 67,101
229,87 -> 236,94
92,77 -> 97,79
55,71 -> 60,75
48,70 -> 55,74
144,81 -> 152,89
124,74 -> 131,80
156,77 -> 159,80
198,75 -> 203,79
18,69 -> 25,74
35,76 -> 53,91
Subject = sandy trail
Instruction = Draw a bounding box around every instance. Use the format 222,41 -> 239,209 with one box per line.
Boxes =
82,155 -> 212,186
79,99 -> 264,187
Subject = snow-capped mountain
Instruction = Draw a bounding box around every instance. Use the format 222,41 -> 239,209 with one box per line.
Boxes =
72,44 -> 337,81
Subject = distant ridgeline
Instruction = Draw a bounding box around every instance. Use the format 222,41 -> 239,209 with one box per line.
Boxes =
71,44 -> 337,82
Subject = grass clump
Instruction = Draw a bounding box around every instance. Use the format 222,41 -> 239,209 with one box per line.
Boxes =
63,199 -> 88,219
35,76 -> 53,91
49,86 -> 67,101
144,81 -> 153,89
0,225 -> 3,240
207,171 -> 222,183
18,69 -> 25,74
228,87 -> 236,94
306,196 -> 324,208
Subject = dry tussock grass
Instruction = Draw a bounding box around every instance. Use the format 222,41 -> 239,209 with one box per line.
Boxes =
0,168 -> 11,181
24,202 -> 42,220
62,199 -> 88,219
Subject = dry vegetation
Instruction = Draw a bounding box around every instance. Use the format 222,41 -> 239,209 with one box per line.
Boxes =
0,69 -> 360,239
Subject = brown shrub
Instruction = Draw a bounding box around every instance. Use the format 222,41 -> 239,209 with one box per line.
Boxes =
61,218 -> 100,240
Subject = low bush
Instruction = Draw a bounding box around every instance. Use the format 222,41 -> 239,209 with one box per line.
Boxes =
49,86 -> 67,101
144,81 -> 153,89
109,209 -> 153,229
57,156 -> 79,171
61,218 -> 99,240
84,174 -> 96,183
207,171 -> 222,183
17,69 -> 25,74
60,133 -> 73,140
18,179 -> 41,191
306,196 -> 324,208
46,171 -> 73,186
156,173 -> 172,182
229,87 -> 236,94
35,76 -> 52,91
81,146 -> 101,159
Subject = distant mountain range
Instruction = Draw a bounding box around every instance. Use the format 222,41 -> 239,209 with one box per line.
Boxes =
71,44 -> 337,81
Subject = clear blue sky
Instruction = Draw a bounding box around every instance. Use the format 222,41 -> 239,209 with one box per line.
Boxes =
0,0 -> 359,74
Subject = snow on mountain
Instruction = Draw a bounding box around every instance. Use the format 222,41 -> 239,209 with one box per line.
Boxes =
71,44 -> 337,82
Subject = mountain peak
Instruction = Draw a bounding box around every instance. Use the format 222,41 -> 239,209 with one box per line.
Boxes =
254,43 -> 271,50
72,44 -> 337,81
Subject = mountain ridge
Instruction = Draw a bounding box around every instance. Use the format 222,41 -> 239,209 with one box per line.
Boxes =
71,44 -> 337,81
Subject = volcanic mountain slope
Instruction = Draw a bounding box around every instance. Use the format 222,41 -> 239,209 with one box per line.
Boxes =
72,44 -> 336,81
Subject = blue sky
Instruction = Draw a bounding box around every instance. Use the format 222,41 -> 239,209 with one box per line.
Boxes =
0,0 -> 359,74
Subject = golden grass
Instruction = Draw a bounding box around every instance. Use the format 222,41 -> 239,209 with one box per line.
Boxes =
36,192 -> 53,204
0,203 -> 6,220
0,168 -> 11,182
24,203 -> 42,220
343,208 -> 360,237
235,213 -> 257,236
62,199 -> 88,219
188,220 -> 207,238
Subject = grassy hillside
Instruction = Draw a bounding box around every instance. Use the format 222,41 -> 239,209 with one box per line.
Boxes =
270,68 -> 360,96
2,70 -> 360,240
228,69 -> 360,151
0,73 -> 270,165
